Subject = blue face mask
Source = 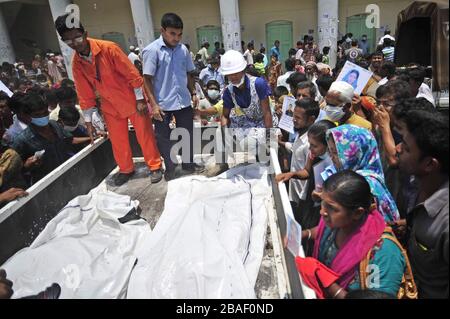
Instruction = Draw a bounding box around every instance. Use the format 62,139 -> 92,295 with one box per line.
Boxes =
31,115 -> 49,127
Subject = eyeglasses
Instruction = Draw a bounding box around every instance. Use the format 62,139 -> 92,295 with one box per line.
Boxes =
376,99 -> 396,108
63,36 -> 84,46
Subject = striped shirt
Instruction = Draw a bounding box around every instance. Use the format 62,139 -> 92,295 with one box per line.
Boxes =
382,46 -> 395,62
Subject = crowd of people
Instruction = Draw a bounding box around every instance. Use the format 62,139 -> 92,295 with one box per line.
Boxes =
0,11 -> 447,300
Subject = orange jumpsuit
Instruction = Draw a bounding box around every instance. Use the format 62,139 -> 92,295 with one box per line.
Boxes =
72,38 -> 161,173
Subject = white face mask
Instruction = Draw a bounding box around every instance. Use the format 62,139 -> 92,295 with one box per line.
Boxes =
232,75 -> 246,88
318,151 -> 330,161
325,104 -> 346,122
207,89 -> 220,100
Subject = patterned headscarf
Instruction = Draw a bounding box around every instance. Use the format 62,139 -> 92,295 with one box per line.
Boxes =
327,124 -> 400,222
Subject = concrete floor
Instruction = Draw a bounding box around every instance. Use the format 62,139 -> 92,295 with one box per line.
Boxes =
106,160 -> 280,299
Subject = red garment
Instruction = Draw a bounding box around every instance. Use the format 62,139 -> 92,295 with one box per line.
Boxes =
72,38 -> 161,173
295,256 -> 340,299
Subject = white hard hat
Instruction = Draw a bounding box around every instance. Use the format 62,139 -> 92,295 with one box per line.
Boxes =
129,45 -> 135,51
220,50 -> 247,76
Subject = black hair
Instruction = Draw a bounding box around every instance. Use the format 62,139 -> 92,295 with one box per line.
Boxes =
214,41 -> 220,47
8,92 -> 27,114
260,47 -> 266,54
393,97 -> 435,121
60,78 -> 75,88
407,67 -> 426,85
322,46 -> 330,55
323,170 -> 373,211
218,48 -> 225,55
44,89 -> 58,106
286,72 -> 307,89
383,38 -> 393,47
55,86 -> 77,103
247,42 -> 254,49
273,86 -> 289,99
254,53 -> 264,63
55,13 -> 85,38
274,40 -> 280,44
308,120 -> 336,146
384,30 -> 391,35
297,81 -> 317,98
345,289 -> 396,299
351,39 -> 358,46
380,61 -> 396,79
161,13 -> 183,29
21,93 -> 47,115
206,80 -> 220,89
371,50 -> 384,59
297,41 -> 303,46
288,48 -> 297,57
295,98 -> 320,119
347,33 -> 353,38
59,105 -> 80,125
285,58 -> 295,72
316,75 -> 334,94
375,79 -> 411,101
0,91 -> 9,103
403,110 -> 449,174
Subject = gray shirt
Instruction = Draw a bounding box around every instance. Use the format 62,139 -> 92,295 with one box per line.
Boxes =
407,180 -> 449,299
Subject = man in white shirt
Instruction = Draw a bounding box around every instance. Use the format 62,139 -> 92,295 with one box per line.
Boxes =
128,46 -> 140,64
378,30 -> 395,46
197,42 -> 210,66
277,58 -> 295,92
243,42 -> 254,65
279,98 -> 320,214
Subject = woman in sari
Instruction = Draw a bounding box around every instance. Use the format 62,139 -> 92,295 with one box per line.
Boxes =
297,170 -> 406,298
326,124 -> 400,223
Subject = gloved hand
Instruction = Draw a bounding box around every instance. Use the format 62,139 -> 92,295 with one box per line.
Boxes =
295,256 -> 340,299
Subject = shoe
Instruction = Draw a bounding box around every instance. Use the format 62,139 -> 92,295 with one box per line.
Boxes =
164,170 -> 176,182
21,283 -> 61,299
182,163 -> 205,174
150,169 -> 163,184
206,163 -> 229,177
113,171 -> 135,186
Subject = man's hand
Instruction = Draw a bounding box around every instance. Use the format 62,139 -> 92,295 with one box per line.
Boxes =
152,104 -> 165,122
275,172 -> 293,183
0,269 -> 13,299
311,187 -> 323,202
24,156 -> 42,170
136,100 -> 149,116
86,122 -> 97,144
0,188 -> 28,204
192,94 -> 199,108
372,105 -> 391,129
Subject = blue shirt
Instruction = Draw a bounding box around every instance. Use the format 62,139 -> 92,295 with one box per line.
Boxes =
223,76 -> 271,110
12,121 -> 73,184
270,46 -> 281,61
199,65 -> 225,89
359,40 -> 370,55
142,36 -> 196,111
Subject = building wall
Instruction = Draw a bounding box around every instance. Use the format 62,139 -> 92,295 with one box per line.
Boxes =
8,3 -> 60,61
338,0 -> 414,40
74,0 -> 136,47
149,0 -> 221,51
239,0 -> 316,49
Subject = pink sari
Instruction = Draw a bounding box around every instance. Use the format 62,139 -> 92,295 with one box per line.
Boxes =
313,209 -> 386,288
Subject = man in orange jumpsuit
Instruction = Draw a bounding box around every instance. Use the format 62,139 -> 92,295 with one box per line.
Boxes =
55,14 -> 162,186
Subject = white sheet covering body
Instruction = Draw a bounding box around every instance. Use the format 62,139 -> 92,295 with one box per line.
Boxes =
2,187 -> 150,299
127,164 -> 273,299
